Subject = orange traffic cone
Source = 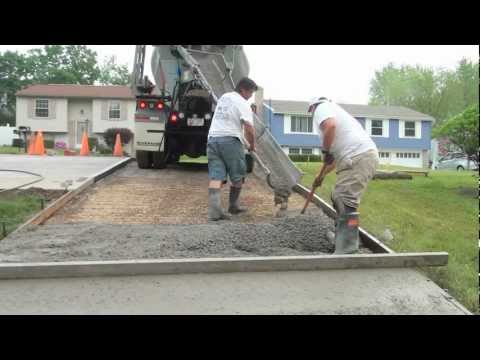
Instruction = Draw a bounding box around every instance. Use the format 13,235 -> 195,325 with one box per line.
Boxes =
27,134 -> 36,155
113,133 -> 123,157
80,132 -> 90,156
34,130 -> 46,156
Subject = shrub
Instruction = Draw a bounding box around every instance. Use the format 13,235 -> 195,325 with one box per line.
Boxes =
88,137 -> 98,151
97,144 -> 112,155
289,154 -> 322,162
44,140 -> 55,149
102,128 -> 133,149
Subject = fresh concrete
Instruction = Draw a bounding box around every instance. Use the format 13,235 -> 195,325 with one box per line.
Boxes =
0,268 -> 470,314
0,155 -> 127,190
0,253 -> 449,279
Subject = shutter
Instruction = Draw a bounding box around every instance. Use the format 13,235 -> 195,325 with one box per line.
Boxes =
415,121 -> 422,139
399,120 -> 405,139
28,98 -> 35,118
383,119 -> 389,138
284,115 -> 291,134
49,99 -> 56,119
120,101 -> 127,121
101,100 -> 108,120
366,119 -> 372,136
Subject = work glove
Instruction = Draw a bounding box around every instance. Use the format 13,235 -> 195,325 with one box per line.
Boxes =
322,150 -> 335,165
313,174 -> 324,188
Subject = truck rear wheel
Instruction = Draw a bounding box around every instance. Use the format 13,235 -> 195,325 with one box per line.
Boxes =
136,150 -> 152,169
153,151 -> 168,169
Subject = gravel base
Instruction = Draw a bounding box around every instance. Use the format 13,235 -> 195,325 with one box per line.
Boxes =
0,206 -> 377,263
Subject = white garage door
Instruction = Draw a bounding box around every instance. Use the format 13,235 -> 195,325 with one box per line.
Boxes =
391,151 -> 423,168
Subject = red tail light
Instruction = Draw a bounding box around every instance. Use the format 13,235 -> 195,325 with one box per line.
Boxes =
139,101 -> 147,109
156,101 -> 164,110
170,113 -> 178,123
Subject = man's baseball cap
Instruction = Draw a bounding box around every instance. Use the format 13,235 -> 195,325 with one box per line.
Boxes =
307,97 -> 329,112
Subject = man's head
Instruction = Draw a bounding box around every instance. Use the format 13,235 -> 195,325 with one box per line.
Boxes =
308,97 -> 330,113
235,77 -> 258,100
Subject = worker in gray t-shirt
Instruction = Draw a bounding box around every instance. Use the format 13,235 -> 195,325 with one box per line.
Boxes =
308,97 -> 379,254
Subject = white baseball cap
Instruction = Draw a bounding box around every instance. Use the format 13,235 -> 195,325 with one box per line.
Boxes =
307,97 -> 329,112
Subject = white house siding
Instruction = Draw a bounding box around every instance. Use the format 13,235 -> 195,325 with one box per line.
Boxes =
92,99 -> 136,134
16,97 -> 68,132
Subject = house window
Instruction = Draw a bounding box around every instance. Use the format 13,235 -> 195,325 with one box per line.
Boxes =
291,116 -> 313,133
379,152 -> 390,158
396,152 -> 420,159
302,148 -> 313,155
289,147 -> 300,155
371,120 -> 383,136
405,121 -> 416,137
109,101 -> 121,120
35,99 -> 49,117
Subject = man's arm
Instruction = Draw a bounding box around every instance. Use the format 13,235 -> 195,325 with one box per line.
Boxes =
243,121 -> 256,151
320,118 -> 336,152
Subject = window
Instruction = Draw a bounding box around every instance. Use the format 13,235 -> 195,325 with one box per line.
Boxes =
35,99 -> 49,117
371,120 -> 383,136
291,116 -> 313,133
289,147 -> 300,155
302,148 -> 313,155
405,121 -> 415,137
109,101 -> 121,120
379,152 -> 390,158
396,152 -> 420,159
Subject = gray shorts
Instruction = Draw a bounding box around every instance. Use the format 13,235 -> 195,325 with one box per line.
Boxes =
333,150 -> 379,209
207,136 -> 246,184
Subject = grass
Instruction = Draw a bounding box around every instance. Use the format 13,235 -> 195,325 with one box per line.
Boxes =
296,161 -> 479,313
0,194 -> 43,240
180,155 -> 208,164
0,146 -> 25,154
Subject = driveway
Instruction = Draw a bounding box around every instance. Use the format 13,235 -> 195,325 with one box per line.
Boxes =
0,155 -> 127,191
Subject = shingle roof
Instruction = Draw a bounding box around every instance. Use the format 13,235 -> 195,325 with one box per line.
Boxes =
16,84 -> 135,99
264,99 -> 435,122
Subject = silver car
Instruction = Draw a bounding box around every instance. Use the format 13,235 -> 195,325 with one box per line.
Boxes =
436,153 -> 478,171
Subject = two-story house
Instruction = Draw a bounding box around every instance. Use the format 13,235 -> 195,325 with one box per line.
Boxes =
15,84 -> 136,153
261,100 -> 435,168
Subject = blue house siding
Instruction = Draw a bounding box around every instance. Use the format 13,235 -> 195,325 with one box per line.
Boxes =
370,119 -> 431,150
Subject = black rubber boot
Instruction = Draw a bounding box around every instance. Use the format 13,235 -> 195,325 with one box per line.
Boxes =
228,187 -> 247,214
333,212 -> 360,254
208,188 -> 231,221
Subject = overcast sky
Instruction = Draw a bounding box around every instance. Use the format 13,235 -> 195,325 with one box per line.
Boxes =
1,45 -> 478,104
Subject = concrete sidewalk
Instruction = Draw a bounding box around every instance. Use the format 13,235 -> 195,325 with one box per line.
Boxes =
0,155 -> 127,190
0,268 -> 470,315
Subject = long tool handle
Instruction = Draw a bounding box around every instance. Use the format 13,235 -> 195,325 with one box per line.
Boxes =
250,151 -> 271,176
300,164 -> 329,214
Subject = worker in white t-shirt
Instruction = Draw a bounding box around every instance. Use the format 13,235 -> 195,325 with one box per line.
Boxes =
206,77 -> 257,221
308,97 -> 379,254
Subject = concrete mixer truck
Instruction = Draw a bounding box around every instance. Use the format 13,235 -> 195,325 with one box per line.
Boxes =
131,45 -> 250,169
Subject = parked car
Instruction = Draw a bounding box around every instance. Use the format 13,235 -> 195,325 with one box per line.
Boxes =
436,153 -> 479,171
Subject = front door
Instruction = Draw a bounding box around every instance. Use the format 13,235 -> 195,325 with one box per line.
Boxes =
76,120 -> 89,148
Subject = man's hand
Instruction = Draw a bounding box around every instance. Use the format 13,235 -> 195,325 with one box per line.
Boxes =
313,174 -> 324,188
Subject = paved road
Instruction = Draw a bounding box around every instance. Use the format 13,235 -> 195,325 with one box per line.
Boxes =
0,155 -> 127,190
0,268 -> 470,315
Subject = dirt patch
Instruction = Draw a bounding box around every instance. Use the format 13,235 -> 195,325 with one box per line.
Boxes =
457,187 -> 478,198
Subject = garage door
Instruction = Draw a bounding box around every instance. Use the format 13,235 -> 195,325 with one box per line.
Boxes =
391,151 -> 422,168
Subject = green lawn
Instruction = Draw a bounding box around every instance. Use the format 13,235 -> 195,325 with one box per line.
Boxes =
0,194 -> 43,241
0,146 -> 25,154
296,161 -> 479,313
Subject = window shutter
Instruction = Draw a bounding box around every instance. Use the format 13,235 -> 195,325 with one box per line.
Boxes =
101,101 -> 108,120
28,98 -> 34,118
383,119 -> 389,138
366,119 -> 372,136
399,120 -> 405,138
284,115 -> 291,134
120,101 -> 127,121
415,121 -> 422,139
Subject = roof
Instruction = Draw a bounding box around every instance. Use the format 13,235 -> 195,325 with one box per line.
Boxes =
16,84 -> 135,100
264,99 -> 435,122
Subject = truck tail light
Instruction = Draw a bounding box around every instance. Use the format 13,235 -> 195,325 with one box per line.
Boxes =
156,101 -> 164,110
170,113 -> 178,123
139,101 -> 147,109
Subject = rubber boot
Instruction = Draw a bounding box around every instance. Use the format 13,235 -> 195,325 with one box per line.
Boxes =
208,188 -> 231,221
333,212 -> 360,254
228,187 -> 247,214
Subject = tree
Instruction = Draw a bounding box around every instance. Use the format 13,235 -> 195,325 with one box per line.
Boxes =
98,56 -> 130,85
432,104 -> 479,163
369,58 -> 479,123
26,45 -> 100,85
